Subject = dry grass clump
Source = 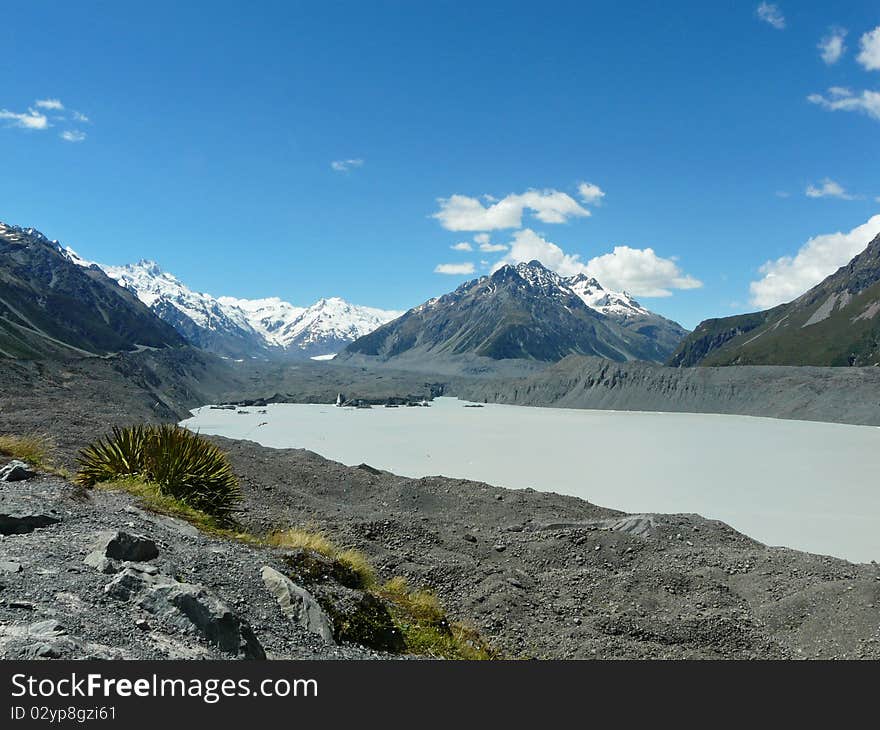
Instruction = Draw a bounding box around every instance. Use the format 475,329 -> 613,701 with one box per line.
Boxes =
377,576 -> 500,660
0,433 -> 54,469
267,528 -> 377,588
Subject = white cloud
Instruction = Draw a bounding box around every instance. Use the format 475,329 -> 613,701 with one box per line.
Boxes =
330,158 -> 364,172
584,246 -> 703,297
749,215 -> 880,308
493,228 -> 701,297
577,181 -> 605,205
819,27 -> 847,65
0,108 -> 49,130
35,98 -> 64,111
450,242 -> 473,251
494,229 -> 588,277
756,2 -> 785,30
433,189 -> 590,231
474,233 -> 490,245
479,242 -> 508,252
857,26 -> 880,70
807,87 -> 880,121
60,130 -> 86,143
72,111 -> 90,123
805,178 -> 854,199
434,262 -> 475,275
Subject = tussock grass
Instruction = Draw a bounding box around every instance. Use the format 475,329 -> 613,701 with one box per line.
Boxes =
0,433 -> 54,469
335,549 -> 377,588
377,576 -> 500,660
378,576 -> 445,624
267,528 -> 376,588
76,425 -> 240,521
266,527 -> 336,555
398,620 -> 498,661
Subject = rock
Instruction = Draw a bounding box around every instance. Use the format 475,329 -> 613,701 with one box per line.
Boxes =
140,580 -> 265,659
313,583 -> 404,653
0,511 -> 61,535
125,562 -> 160,576
463,534 -> 477,543
103,568 -> 149,601
261,566 -> 335,643
0,619 -> 127,660
0,461 -> 36,482
0,561 -> 22,573
91,530 -> 159,562
104,568 -> 265,659
494,544 -> 506,552
83,551 -> 119,574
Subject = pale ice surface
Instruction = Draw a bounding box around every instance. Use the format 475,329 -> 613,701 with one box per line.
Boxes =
182,397 -> 880,563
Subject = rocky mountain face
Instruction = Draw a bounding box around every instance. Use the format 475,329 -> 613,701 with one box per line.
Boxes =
103,261 -> 266,359
342,261 -> 688,364
669,231 -> 880,367
0,223 -> 185,359
75,254 -> 401,360
565,273 -> 689,358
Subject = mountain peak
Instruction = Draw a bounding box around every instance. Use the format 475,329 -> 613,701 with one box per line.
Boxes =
83,254 -> 401,358
133,259 -> 164,275
567,272 -> 603,289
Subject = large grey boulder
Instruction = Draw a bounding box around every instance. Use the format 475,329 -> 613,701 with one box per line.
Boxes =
261,566 -> 335,643
104,568 -> 265,659
0,461 -> 36,482
90,530 -> 159,562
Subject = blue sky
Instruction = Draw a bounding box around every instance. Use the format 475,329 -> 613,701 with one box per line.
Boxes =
1,1 -> 879,329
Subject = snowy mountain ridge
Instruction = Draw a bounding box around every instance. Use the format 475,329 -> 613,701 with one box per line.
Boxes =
57,250 -> 401,359
564,272 -> 650,319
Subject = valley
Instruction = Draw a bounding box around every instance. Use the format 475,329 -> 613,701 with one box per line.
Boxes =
4,214 -> 880,662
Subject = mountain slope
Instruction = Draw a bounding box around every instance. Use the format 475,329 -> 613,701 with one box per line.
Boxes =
669,231 -> 880,367
103,261 -> 267,359
342,261 -> 685,364
566,273 -> 689,359
0,223 -> 185,359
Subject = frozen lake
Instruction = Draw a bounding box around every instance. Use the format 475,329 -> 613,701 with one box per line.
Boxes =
182,397 -> 880,563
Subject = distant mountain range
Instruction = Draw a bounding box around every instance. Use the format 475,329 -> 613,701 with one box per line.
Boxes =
96,259 -> 402,359
7,214 -> 880,373
0,222 -> 184,359
0,220 -> 689,366
670,230 -> 880,367
341,260 -> 688,364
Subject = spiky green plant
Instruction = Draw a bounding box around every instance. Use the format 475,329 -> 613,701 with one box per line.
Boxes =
146,425 -> 240,520
75,425 -> 150,485
75,425 -> 241,521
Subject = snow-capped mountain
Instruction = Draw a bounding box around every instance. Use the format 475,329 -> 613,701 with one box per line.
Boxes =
563,272 -> 688,357
215,297 -> 306,346
565,273 -> 649,319
100,261 -> 264,358
218,294 -> 403,356
342,260 -> 688,364
62,256 -> 400,360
